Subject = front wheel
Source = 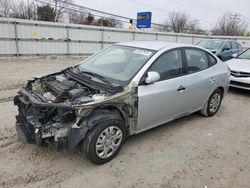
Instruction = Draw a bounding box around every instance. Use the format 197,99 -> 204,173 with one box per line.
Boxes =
200,89 -> 223,117
83,119 -> 126,165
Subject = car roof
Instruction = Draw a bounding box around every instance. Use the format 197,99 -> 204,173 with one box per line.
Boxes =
202,39 -> 235,42
117,41 -> 190,51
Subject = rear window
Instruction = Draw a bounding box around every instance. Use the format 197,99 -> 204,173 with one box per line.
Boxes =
208,53 -> 217,66
186,49 -> 209,73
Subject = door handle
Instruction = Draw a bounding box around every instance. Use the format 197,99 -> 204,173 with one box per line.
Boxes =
209,78 -> 216,84
177,85 -> 186,92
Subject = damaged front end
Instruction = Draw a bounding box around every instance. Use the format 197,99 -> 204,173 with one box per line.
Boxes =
14,67 -> 135,150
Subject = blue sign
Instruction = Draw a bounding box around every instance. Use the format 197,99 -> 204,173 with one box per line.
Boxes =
137,12 -> 152,28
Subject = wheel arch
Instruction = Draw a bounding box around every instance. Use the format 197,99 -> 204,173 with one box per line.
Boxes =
67,104 -> 129,150
84,104 -> 130,129
217,86 -> 224,97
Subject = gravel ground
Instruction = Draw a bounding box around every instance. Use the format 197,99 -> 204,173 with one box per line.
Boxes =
0,58 -> 249,188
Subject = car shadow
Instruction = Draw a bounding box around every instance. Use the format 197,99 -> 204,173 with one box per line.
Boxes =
125,112 -> 200,144
229,87 -> 250,97
19,113 -> 201,167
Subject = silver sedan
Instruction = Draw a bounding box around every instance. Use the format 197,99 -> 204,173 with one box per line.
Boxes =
14,41 -> 230,164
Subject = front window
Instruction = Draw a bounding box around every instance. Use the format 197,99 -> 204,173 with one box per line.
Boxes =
197,40 -> 224,49
78,45 -> 155,85
148,49 -> 183,81
238,49 -> 250,60
223,41 -> 231,49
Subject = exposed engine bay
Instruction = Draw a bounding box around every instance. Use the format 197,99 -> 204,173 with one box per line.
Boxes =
27,71 -> 110,105
14,67 -> 125,150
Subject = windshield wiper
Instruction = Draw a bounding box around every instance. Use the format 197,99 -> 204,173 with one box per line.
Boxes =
74,67 -> 116,88
66,68 -> 123,94
69,67 -> 91,79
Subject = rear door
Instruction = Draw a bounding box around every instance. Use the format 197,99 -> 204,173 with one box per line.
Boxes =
178,48 -> 217,112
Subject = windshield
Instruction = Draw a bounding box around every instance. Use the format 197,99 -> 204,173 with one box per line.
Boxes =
197,40 -> 224,49
78,45 -> 156,85
238,49 -> 250,60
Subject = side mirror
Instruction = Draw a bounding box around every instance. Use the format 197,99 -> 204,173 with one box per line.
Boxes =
145,71 -> 160,84
232,53 -> 238,58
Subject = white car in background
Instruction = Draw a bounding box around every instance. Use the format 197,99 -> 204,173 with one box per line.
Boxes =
227,48 -> 250,90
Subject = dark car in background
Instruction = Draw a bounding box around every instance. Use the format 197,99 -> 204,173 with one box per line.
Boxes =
197,39 -> 242,61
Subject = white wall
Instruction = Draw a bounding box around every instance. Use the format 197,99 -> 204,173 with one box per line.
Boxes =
0,17 -> 249,57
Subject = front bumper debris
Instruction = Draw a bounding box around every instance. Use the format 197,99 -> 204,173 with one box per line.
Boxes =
14,89 -> 84,150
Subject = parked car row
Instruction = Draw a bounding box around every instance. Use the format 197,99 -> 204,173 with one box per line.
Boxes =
197,39 -> 243,61
197,39 -> 250,90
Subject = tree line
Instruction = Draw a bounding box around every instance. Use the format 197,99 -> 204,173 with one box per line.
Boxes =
0,0 -> 248,36
0,0 -> 122,27
158,11 -> 248,36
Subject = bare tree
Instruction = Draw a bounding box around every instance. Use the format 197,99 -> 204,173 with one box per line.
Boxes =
164,11 -> 205,34
212,12 -> 248,36
52,0 -> 72,22
10,0 -> 36,19
69,12 -> 96,26
69,11 -> 86,24
152,24 -> 169,32
0,0 -> 12,17
95,17 -> 122,28
165,11 -> 188,33
186,19 -> 205,34
109,17 -> 123,28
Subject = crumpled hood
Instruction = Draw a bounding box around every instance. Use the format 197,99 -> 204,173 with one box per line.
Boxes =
227,59 -> 250,72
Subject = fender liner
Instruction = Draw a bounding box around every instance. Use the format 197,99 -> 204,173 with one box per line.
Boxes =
67,108 -> 123,150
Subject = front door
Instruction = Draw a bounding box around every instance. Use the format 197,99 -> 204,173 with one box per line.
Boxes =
221,41 -> 233,61
136,49 -> 186,132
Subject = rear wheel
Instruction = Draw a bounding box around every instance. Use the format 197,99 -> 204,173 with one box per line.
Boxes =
200,89 -> 223,117
83,119 -> 126,165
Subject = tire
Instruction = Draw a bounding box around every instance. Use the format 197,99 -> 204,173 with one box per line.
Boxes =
200,89 -> 223,117
83,119 -> 126,165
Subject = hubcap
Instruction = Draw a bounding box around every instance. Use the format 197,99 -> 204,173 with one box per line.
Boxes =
95,126 -> 123,159
209,93 -> 221,113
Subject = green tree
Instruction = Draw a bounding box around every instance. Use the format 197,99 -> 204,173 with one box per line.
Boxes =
37,5 -> 56,21
84,13 -> 95,25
